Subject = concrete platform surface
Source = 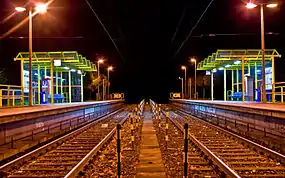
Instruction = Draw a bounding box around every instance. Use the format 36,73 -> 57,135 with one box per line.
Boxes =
136,110 -> 166,178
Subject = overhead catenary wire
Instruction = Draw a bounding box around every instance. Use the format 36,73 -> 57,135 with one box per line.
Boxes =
171,0 -> 215,60
84,0 -> 125,63
171,7 -> 187,44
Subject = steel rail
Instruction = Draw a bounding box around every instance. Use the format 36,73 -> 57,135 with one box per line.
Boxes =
65,110 -> 130,177
175,106 -> 285,165
0,108 -> 123,171
161,109 -> 240,178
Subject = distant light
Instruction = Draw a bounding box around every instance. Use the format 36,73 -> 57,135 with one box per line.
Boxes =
246,2 -> 257,9
98,59 -> 104,63
257,69 -> 261,73
212,69 -> 217,73
34,73 -> 38,76
266,3 -> 278,8
225,64 -> 231,68
181,66 -> 186,70
234,61 -> 241,65
178,77 -> 183,80
35,3 -> 48,14
70,69 -> 76,72
15,7 -> 26,12
54,59 -> 61,67
108,66 -> 113,71
77,70 -> 82,74
63,66 -> 70,70
190,58 -> 196,63
218,67 -> 224,70
206,71 -> 211,75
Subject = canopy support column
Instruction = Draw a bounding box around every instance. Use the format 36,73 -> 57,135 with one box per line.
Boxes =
37,64 -> 40,104
272,56 -> 275,103
81,73 -> 83,102
50,61 -> 54,104
211,72 -> 214,101
69,70 -> 71,103
224,69 -> 227,101
231,70 -> 234,101
242,58 -> 245,102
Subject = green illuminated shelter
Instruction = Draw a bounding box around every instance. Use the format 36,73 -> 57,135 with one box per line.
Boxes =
197,49 -> 281,102
14,51 -> 97,105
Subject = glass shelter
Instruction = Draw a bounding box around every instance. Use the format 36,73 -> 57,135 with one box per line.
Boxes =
14,51 -> 97,105
197,49 -> 281,102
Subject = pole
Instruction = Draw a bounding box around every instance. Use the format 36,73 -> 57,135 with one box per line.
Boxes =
183,123 -> 189,178
108,69 -> 110,100
184,69 -> 187,99
181,78 -> 184,98
224,69 -> 227,101
190,78 -> 192,100
211,72 -> 214,101
68,70 -> 71,103
37,64 -> 40,104
194,61 -> 197,99
28,9 -> 33,106
242,58 -> 245,102
81,73 -> 83,102
117,124 -> 121,178
97,62 -> 100,101
103,79 -> 105,101
50,60 -> 54,104
272,56 -> 275,102
260,4 -> 266,103
231,70 -> 234,101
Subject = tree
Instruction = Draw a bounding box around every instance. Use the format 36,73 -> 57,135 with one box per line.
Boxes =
0,68 -> 7,84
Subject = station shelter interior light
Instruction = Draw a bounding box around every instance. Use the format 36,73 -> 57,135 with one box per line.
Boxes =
225,64 -> 231,68
77,70 -> 82,74
54,59 -> 61,67
70,69 -> 76,72
63,66 -> 70,70
234,61 -> 241,65
212,69 -> 217,73
218,67 -> 224,70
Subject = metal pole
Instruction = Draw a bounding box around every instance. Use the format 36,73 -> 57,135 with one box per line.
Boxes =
97,62 -> 100,101
103,79 -> 105,101
224,69 -> 227,101
184,69 -> 187,99
81,73 -> 83,102
28,9 -> 33,106
181,78 -> 184,98
272,56 -> 275,102
68,70 -> 71,103
117,124 -> 121,178
194,61 -> 197,99
37,64 -> 40,104
211,72 -> 214,101
190,78 -> 192,100
231,70 -> 234,101
50,60 -> 54,104
261,4 -> 266,103
108,70 -> 110,100
183,123 -> 189,178
242,58 -> 245,102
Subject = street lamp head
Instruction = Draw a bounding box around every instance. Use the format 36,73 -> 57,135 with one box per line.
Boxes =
246,2 -> 257,9
181,66 -> 186,70
98,59 -> 104,63
35,3 -> 48,14
108,66 -> 113,71
190,58 -> 196,63
15,7 -> 26,12
266,3 -> 278,8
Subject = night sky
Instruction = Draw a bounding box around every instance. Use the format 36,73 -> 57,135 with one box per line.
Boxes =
0,0 -> 284,103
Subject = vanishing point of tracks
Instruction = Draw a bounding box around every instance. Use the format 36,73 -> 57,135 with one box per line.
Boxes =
0,106 -> 134,178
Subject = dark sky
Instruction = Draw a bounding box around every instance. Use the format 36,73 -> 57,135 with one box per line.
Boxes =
0,0 -> 284,103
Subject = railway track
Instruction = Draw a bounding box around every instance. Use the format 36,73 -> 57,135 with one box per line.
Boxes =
0,106 -> 134,178
163,104 -> 285,177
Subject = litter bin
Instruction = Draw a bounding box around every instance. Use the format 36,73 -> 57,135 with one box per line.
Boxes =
255,88 -> 261,102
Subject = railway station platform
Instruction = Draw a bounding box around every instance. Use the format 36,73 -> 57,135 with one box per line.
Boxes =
136,106 -> 166,178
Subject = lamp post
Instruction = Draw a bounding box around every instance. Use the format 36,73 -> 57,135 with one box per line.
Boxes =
107,66 -> 113,100
97,59 -> 104,100
190,58 -> 197,99
181,66 -> 187,99
246,2 -> 278,103
15,3 -> 48,106
179,77 -> 184,98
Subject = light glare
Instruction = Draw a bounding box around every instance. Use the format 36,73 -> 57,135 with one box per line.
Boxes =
35,3 -> 48,14
15,7 -> 26,12
266,4 -> 278,8
181,66 -> 186,70
246,2 -> 257,9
